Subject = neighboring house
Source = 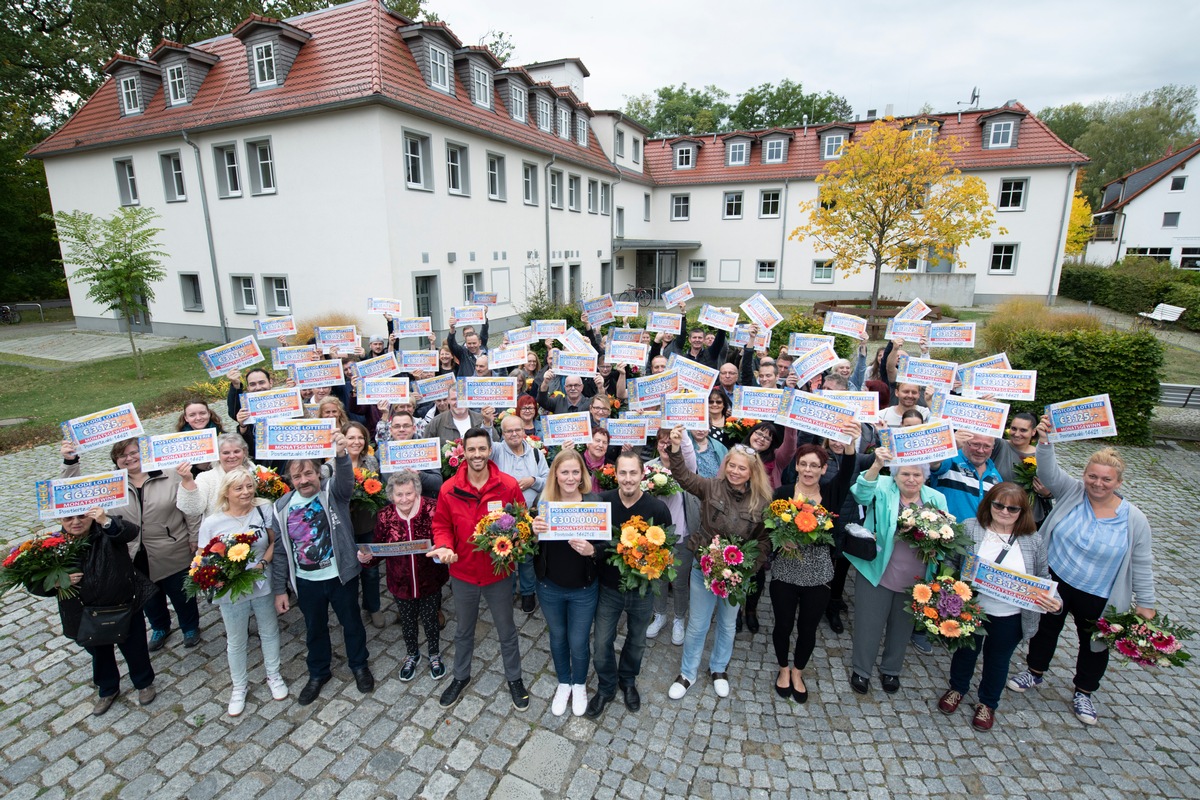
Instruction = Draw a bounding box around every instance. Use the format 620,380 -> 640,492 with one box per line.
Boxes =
1086,138 -> 1200,269
30,0 -> 1088,339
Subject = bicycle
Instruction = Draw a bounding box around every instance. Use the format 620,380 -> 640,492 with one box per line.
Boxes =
617,284 -> 654,307
0,305 -> 20,325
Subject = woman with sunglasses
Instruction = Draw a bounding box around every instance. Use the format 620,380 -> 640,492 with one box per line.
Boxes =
935,482 -> 1060,731
707,390 -> 731,446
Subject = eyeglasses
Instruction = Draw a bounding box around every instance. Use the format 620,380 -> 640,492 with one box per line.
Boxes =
990,501 -> 1024,514
731,444 -> 760,458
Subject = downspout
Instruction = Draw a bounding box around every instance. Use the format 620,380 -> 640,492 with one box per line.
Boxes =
610,171 -> 623,296
183,130 -> 230,343
776,177 -> 791,300
544,154 -> 556,301
1045,162 -> 1079,307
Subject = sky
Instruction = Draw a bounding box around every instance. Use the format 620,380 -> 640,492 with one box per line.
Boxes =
433,0 -> 1200,120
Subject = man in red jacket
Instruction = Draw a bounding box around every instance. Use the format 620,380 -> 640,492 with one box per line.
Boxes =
428,426 -> 530,711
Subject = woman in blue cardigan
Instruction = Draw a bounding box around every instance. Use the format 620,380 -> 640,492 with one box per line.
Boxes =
846,446 -> 948,696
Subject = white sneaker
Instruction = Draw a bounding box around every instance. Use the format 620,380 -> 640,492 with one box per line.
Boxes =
551,683 -> 571,717
712,672 -> 730,698
571,684 -> 588,717
266,673 -> 288,701
227,685 -> 248,717
646,613 -> 668,639
671,618 -> 686,645
668,675 -> 692,700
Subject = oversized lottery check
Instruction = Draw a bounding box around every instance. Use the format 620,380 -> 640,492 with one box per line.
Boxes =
896,354 -> 958,391
929,322 -> 977,349
613,301 -> 640,318
254,418 -> 336,460
877,420 -> 958,466
35,471 -> 129,520
137,429 -> 219,470
629,370 -> 678,410
272,344 -> 319,369
358,377 -> 411,404
885,318 -> 932,341
605,340 -> 649,365
314,325 -> 358,350
605,418 -> 649,446
451,306 -> 487,325
623,411 -> 661,437
553,351 -> 598,377
955,352 -> 1010,384
582,294 -> 616,326
791,343 -> 839,387
822,311 -> 869,340
61,403 -> 144,453
647,312 -> 683,335
962,553 -> 1058,614
732,386 -> 785,419
489,343 -> 528,370
661,282 -> 694,309
253,315 -> 296,338
398,350 -> 439,373
199,335 -> 264,377
379,438 -> 441,472
1044,394 -> 1118,443
820,390 -> 880,423
967,368 -> 1037,402
732,324 -> 772,353
740,292 -> 783,330
544,412 -> 593,446
895,297 -> 933,321
927,392 -> 1009,438
358,540 -> 432,557
660,392 -> 708,431
367,297 -> 404,315
456,377 -> 518,408
775,391 -> 856,443
353,351 -> 400,381
788,333 -> 835,357
241,387 -> 304,423
533,319 -> 568,339
506,326 -> 535,346
667,354 -> 718,394
697,304 -> 738,332
610,328 -> 645,344
392,317 -> 434,338
562,328 -> 597,354
472,292 -> 498,305
414,372 -> 455,401
290,359 -> 345,389
537,501 -> 613,541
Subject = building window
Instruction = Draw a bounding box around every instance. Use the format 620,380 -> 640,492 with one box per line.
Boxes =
812,260 -> 834,284
510,86 -> 527,122
675,147 -> 693,169
232,275 -> 256,313
486,154 -> 505,201
998,178 -> 1026,210
1170,176 -> 1187,191
160,152 -> 186,202
166,65 -> 187,105
764,139 -> 784,163
671,194 -> 690,221
1181,247 -> 1200,269
537,97 -> 552,131
1164,212 -> 1181,228
577,118 -> 588,146
727,141 -> 748,166
600,183 -> 611,215
429,45 -> 450,92
587,179 -> 598,213
471,66 -> 491,108
404,132 -> 432,190
549,170 -> 562,208
616,130 -> 625,157
643,192 -> 651,221
1125,247 -> 1172,261
252,42 -> 276,88
180,274 -> 203,311
723,191 -> 743,219
558,108 -> 572,140
689,260 -> 707,282
567,175 -> 581,211
760,190 -> 781,218
989,120 -> 1014,148
615,207 -> 625,237
463,272 -> 482,302
522,162 -> 538,205
822,134 -> 844,159
446,144 -> 469,195
119,76 -> 140,114
632,138 -> 641,164
114,158 -> 138,206
214,145 -> 241,198
756,260 -> 776,283
247,139 -> 276,195
264,276 -> 290,314
989,244 -> 1018,275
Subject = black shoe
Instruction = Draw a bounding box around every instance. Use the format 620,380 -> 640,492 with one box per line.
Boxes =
745,612 -> 760,634
825,609 -> 845,634
881,674 -> 900,694
585,692 -> 614,719
297,676 -> 330,706
508,679 -> 530,711
399,654 -> 419,682
520,594 -> 536,613
849,672 -> 869,695
439,677 -> 470,709
353,667 -> 375,694
621,684 -> 641,712
735,611 -> 744,633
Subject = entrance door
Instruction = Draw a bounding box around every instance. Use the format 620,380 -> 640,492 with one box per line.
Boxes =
127,295 -> 152,332
926,246 -> 954,273
568,264 -> 580,303
655,251 -> 678,297
414,275 -> 440,330
550,266 -> 563,304
600,261 -> 612,295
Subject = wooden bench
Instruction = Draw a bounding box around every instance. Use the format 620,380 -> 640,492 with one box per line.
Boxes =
1159,384 -> 1200,409
1138,303 -> 1186,328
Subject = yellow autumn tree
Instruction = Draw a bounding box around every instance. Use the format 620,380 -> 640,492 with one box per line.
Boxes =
790,118 -> 1004,311
1065,191 -> 1093,257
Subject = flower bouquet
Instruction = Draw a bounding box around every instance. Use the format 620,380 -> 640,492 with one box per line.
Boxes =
698,535 -> 760,606
641,463 -> 681,497
764,495 -> 835,557
0,531 -> 91,599
470,503 -> 537,576
895,505 -> 971,566
908,573 -> 987,652
526,435 -> 547,456
608,515 -> 677,596
184,531 -> 266,603
350,467 -> 387,513
255,467 -> 289,501
595,463 -> 618,491
1093,606 -> 1194,667
441,438 -> 465,479
1012,455 -> 1039,506
723,417 -> 760,445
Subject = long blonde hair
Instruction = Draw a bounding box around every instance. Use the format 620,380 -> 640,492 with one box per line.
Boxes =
216,467 -> 266,513
719,447 -> 773,512
541,448 -> 593,501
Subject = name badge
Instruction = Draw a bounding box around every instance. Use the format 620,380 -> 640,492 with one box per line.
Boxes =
487,501 -> 502,513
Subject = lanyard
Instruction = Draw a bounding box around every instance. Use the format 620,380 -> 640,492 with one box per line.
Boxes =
993,532 -> 1018,565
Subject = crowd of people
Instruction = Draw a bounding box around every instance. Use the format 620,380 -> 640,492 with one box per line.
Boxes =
37,301 -> 1157,733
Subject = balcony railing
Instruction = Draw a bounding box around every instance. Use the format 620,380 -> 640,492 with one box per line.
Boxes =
1090,224 -> 1116,241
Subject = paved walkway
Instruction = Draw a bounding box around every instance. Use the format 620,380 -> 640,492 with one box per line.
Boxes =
1,411 -> 1199,799
0,326 -> 183,362
1052,298 -> 1200,355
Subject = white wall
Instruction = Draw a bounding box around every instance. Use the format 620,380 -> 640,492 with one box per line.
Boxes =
1114,166 -> 1198,266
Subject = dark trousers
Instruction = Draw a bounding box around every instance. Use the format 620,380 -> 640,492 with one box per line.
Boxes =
84,617 -> 155,698
450,575 -> 522,682
295,575 -> 369,680
769,580 -> 830,669
354,527 -> 381,614
1026,570 -> 1110,693
948,612 -> 1023,709
396,595 -> 441,658
592,584 -> 654,698
827,554 -> 852,611
143,567 -> 200,635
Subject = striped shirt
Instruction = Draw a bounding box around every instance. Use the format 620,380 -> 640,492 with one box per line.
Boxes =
1048,498 -> 1130,599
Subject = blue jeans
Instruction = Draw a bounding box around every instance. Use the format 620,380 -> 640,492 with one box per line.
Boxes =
517,555 -> 536,597
679,565 -> 738,682
949,612 -> 1024,709
536,578 -> 599,684
218,592 -> 281,689
592,584 -> 654,697
295,575 -> 369,680
143,567 -> 200,635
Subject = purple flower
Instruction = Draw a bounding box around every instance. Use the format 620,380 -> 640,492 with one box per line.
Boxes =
497,514 -> 515,529
937,592 -> 964,618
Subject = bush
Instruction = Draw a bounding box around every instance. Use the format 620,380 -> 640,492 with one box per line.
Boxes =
1059,258 -> 1200,320
770,312 -> 856,360
294,312 -> 365,349
1163,283 -> 1200,331
980,299 -> 1101,355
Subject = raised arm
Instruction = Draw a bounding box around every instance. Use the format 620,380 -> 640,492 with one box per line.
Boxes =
1032,415 -> 1080,499
667,426 -> 711,500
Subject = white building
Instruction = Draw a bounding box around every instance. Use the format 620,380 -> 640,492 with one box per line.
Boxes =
1085,138 -> 1200,269
31,0 -> 1087,339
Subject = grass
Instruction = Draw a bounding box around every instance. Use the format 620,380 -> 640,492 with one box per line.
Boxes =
3,306 -> 75,325
1160,344 -> 1200,384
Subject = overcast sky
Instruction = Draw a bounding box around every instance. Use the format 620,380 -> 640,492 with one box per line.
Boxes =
434,0 -> 1199,120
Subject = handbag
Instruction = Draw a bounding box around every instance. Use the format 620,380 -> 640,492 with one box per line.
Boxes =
75,604 -> 134,647
840,522 -> 878,562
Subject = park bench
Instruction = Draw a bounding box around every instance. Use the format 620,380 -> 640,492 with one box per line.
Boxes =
1138,303 -> 1186,329
1159,384 -> 1200,409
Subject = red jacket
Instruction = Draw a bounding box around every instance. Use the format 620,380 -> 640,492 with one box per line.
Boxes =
432,461 -> 526,586
373,499 -> 448,601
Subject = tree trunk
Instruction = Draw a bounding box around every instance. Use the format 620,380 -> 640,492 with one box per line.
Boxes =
121,300 -> 144,379
870,255 -> 884,311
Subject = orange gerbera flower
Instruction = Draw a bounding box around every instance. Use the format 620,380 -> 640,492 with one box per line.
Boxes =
952,581 -> 973,600
912,584 -> 933,603
364,479 -> 383,494
492,536 -> 513,556
939,620 -> 963,637
794,511 -> 818,532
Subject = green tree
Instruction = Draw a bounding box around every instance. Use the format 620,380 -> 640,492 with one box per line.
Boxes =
0,99 -> 63,300
621,83 -> 732,136
479,29 -> 514,64
46,207 -> 168,378
728,79 -> 852,130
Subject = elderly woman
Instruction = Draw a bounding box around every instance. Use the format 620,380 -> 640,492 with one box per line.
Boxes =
846,446 -> 948,695
177,433 -> 257,517
197,467 -> 288,715
1005,419 -> 1156,727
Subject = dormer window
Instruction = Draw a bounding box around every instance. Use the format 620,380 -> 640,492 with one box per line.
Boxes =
558,107 -> 572,140
537,97 -> 552,131
576,117 -> 588,147
764,139 -> 784,163
150,41 -> 219,108
632,138 -> 641,163
120,77 -> 141,114
165,65 -> 186,105
429,45 -> 450,92
510,86 -> 527,122
616,130 -> 625,157
232,15 -> 310,91
471,66 -> 491,108
822,134 -> 845,159
675,146 -> 693,169
727,141 -> 748,166
989,120 -> 1013,148
252,42 -> 276,87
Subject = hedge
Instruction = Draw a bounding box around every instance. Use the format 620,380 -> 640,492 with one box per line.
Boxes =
1059,260 -> 1200,330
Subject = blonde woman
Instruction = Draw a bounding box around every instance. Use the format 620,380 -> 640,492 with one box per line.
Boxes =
176,433 -> 257,517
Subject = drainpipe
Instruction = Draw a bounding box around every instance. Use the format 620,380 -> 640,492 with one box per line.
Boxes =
544,154 -> 556,301
610,172 -> 622,296
1045,162 -> 1079,307
183,130 -> 230,343
776,177 -> 791,300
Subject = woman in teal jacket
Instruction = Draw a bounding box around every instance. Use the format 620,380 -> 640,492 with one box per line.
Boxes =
846,446 -> 948,695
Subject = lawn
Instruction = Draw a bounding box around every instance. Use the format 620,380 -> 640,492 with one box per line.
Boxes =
1160,344 -> 1200,384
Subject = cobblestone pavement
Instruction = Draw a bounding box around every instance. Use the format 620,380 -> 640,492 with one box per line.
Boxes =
2,412 -> 1199,799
